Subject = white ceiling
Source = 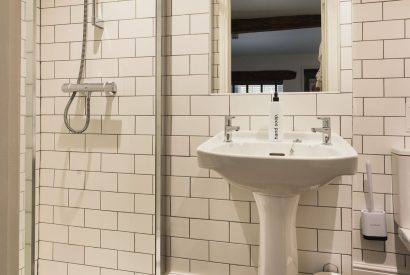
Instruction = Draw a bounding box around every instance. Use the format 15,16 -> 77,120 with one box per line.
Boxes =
232,0 -> 321,19
232,27 -> 321,56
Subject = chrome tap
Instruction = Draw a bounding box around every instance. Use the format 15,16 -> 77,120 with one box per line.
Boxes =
224,116 -> 240,142
311,117 -> 332,145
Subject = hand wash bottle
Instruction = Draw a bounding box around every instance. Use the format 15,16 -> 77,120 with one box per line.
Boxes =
268,91 -> 283,142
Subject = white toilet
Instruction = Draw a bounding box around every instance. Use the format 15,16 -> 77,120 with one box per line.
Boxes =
391,148 -> 410,251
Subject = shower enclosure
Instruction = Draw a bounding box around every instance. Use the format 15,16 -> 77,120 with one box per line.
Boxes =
19,0 -> 165,274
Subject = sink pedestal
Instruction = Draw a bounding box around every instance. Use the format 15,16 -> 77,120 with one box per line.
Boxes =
253,193 -> 300,275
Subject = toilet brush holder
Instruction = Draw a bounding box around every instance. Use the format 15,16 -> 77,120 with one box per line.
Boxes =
361,209 -> 387,240
361,160 -> 387,241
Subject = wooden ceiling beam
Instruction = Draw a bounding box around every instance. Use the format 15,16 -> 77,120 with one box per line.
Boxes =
232,15 -> 321,34
232,70 -> 297,83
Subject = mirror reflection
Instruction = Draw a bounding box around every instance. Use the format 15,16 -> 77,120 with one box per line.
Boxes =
231,0 -> 323,93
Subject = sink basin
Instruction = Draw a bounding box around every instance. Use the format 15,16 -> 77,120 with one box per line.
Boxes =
198,131 -> 357,196
197,130 -> 358,275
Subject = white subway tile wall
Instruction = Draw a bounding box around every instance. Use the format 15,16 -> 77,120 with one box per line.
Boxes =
164,0 -> 353,274
352,0 -> 410,271
38,0 -> 156,274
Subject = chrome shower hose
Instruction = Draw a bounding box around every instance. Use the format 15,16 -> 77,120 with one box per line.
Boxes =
63,0 -> 90,134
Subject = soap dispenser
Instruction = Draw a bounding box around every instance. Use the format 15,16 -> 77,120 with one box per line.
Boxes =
268,91 -> 283,142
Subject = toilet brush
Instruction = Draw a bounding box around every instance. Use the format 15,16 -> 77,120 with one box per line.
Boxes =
361,160 -> 387,241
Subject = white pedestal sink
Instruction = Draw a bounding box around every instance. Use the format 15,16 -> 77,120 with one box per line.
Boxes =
197,131 -> 357,275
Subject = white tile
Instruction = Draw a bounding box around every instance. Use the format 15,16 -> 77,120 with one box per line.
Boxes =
118,174 -> 153,194
39,223 -> 68,243
167,15 -> 190,35
100,269 -> 133,275
135,116 -> 155,134
134,233 -> 155,254
171,197 -> 208,219
363,136 -> 404,155
339,1 -> 352,24
352,3 -> 382,22
165,176 -> 190,197
118,213 -> 153,234
385,39 -> 410,58
118,251 -> 153,273
68,264 -> 100,275
85,171 -> 117,192
171,156 -> 208,177
135,0 -> 156,18
190,261 -> 229,275
191,13 -> 210,34
101,192 -> 134,212
171,116 -> 209,136
134,194 -> 155,214
317,93 -> 352,115
171,237 -> 209,260
353,41 -> 383,59
54,206 -> 84,227
364,98 -> 405,116
134,155 -> 155,174
190,54 -> 209,75
41,43 -> 70,61
166,217 -> 189,237
102,116 -> 135,135
297,228 -> 317,251
101,230 -> 134,251
363,20 -> 405,40
230,265 -> 258,275
210,200 -> 250,222
85,209 -> 117,230
135,37 -> 156,57
353,117 -> 383,135
102,39 -> 135,58
69,227 -> 100,247
85,247 -> 117,269
101,154 -> 134,173
210,241 -> 250,265
69,152 -> 101,171
42,7 -> 70,25
167,55 -> 189,75
385,117 -> 406,136
54,24 -> 82,42
53,243 -> 84,264
38,260 -> 67,275
119,96 -> 153,115
102,1 -> 135,21
54,169 -> 85,189
384,0 -> 410,20
385,78 -> 410,97
190,219 -> 229,242
297,206 -> 341,230
318,230 -> 351,254
118,135 -> 153,154
191,96 -> 229,115
69,190 -> 100,209
86,59 -> 118,78
318,184 -> 352,208
40,187 -> 68,206
298,251 -> 341,274
191,177 -> 229,199
353,79 -> 384,97
119,18 -> 154,38
230,222 -> 259,245
165,136 -> 190,156
172,0 -> 210,15
119,57 -> 154,77
172,34 -> 209,55
171,75 -> 209,95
